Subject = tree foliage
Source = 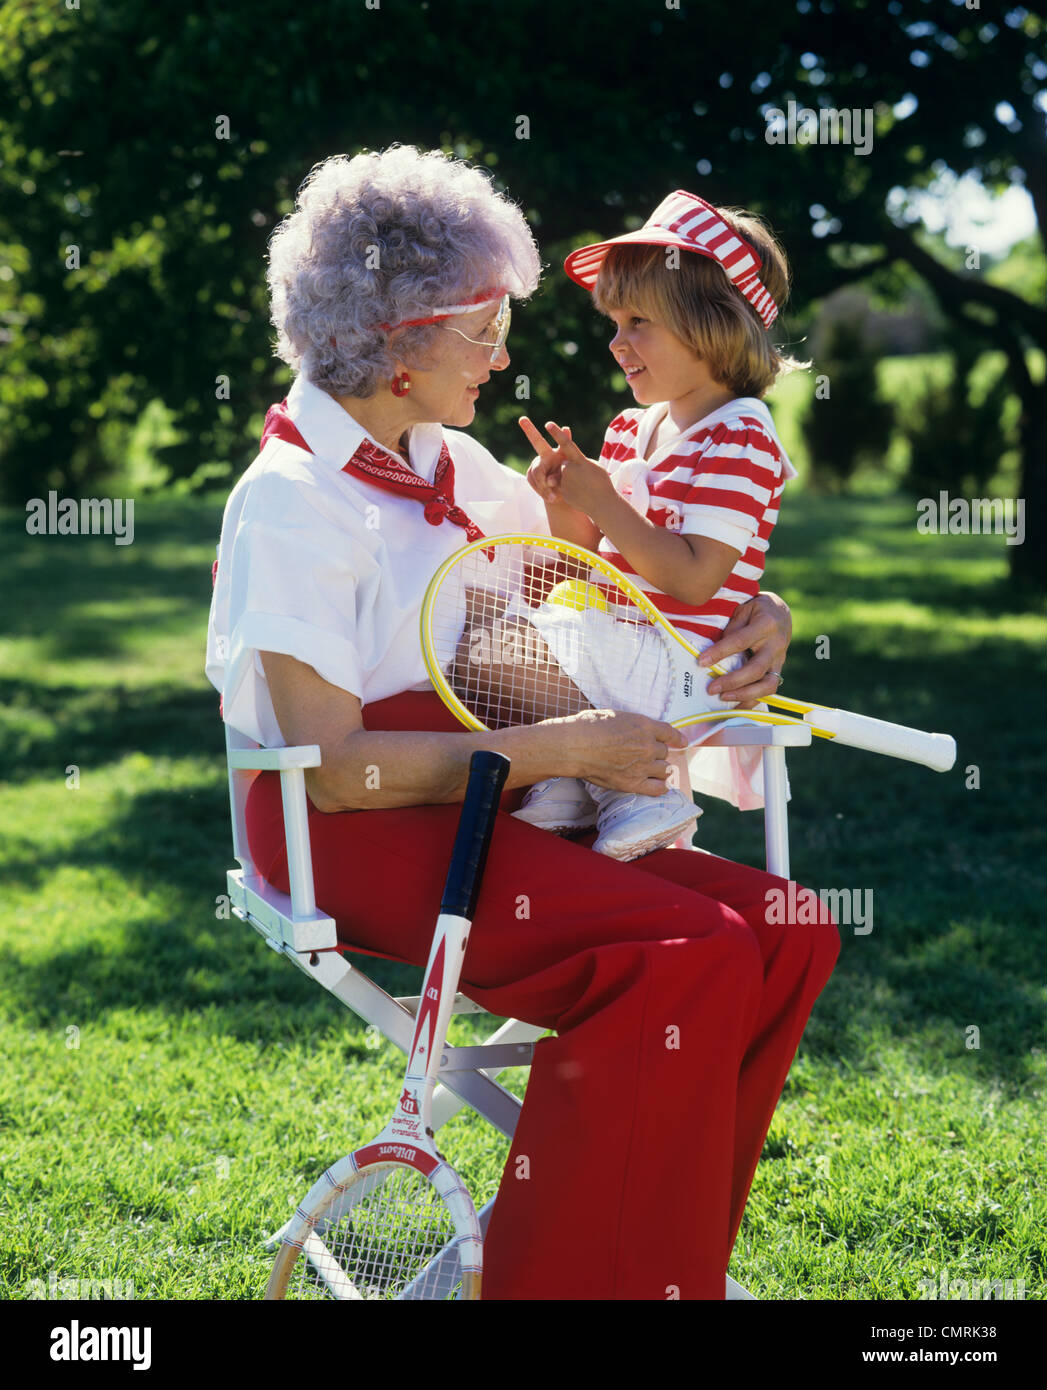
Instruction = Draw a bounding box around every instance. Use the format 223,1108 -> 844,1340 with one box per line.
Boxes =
902,335 -> 1018,498
1,0 -> 1043,574
802,311 -> 895,492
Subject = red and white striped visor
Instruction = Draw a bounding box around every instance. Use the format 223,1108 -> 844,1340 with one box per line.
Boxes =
564,191 -> 779,330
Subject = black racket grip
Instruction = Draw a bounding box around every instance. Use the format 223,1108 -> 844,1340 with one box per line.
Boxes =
441,751 -> 510,920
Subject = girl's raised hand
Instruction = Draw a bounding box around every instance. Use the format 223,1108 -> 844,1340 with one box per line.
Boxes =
541,421 -> 614,514
519,417 -> 614,516
519,415 -> 565,502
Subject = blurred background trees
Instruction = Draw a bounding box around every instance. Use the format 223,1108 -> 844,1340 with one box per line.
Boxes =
1,0 -> 1043,579
800,296 -> 896,493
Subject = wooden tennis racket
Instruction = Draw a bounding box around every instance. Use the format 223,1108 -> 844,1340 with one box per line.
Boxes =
265,749 -> 510,1301
419,534 -> 956,773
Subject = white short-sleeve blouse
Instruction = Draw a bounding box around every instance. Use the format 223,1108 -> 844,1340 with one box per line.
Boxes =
205,374 -> 550,747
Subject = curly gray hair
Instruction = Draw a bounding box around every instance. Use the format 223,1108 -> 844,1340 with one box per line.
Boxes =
266,145 -> 542,397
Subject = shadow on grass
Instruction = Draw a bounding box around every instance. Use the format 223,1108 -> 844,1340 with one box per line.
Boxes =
0,679 -> 225,784
3,493 -> 1045,1095
1,496 -> 225,653
3,751 -> 1044,1099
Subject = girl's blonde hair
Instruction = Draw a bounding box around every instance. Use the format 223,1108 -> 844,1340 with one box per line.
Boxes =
592,206 -> 807,397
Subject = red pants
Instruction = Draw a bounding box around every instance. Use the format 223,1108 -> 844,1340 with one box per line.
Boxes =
246,692 -> 839,1300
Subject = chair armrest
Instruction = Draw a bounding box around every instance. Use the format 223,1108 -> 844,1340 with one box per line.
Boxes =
228,744 -> 322,771
225,739 -> 322,920
699,719 -> 812,749
690,718 -> 804,878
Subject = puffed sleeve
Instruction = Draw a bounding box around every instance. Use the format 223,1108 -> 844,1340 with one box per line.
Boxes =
597,410 -> 644,472
206,466 -> 371,745
677,422 -> 783,550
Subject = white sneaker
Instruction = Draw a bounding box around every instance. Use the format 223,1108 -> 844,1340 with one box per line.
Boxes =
512,777 -> 598,836
586,780 -> 700,861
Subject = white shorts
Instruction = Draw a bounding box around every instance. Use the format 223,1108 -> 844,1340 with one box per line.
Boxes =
519,599 -> 776,810
523,603 -> 674,719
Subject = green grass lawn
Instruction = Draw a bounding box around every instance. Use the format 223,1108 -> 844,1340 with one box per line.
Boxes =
0,487 -> 1044,1300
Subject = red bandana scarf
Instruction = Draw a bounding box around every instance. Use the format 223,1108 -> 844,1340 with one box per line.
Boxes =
259,398 -> 486,542
210,401 -> 488,715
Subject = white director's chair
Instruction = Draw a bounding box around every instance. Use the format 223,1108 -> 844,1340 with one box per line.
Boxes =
224,716 -> 813,1301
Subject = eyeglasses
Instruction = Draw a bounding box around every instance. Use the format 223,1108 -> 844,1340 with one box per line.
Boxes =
439,294 -> 511,364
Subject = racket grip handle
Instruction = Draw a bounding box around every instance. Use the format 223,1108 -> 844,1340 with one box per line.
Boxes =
808,709 -> 956,772
441,751 -> 511,919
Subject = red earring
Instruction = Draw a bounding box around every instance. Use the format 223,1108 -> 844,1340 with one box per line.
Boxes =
391,372 -> 411,397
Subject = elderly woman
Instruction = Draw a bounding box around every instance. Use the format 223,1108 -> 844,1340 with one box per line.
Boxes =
206,145 -> 838,1301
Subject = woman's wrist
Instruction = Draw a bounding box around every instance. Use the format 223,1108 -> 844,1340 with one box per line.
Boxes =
484,718 -> 578,784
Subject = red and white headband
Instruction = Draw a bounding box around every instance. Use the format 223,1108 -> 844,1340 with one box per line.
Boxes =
330,290 -> 508,350
564,191 -> 779,330
379,288 -> 507,333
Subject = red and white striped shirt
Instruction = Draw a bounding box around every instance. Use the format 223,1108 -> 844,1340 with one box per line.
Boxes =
597,397 -> 798,645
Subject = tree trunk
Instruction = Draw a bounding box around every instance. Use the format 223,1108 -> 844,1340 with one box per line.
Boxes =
878,225 -> 1047,589
1009,377 -> 1047,587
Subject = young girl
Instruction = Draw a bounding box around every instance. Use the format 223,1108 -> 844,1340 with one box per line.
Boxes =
513,189 -> 805,860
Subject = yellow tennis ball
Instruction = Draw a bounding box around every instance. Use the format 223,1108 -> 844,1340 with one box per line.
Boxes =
547,579 -> 609,613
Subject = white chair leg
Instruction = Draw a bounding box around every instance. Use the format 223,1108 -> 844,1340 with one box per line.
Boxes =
761,745 -> 790,879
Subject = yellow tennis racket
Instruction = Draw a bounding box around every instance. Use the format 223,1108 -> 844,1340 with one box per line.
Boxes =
420,534 -> 957,773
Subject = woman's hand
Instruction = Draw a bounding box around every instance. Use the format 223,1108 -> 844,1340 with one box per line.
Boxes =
698,591 -> 792,709
258,651 -> 685,810
553,708 -> 688,796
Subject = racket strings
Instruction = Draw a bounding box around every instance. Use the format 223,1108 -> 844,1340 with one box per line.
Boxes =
288,1166 -> 465,1301
431,542 -> 674,729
